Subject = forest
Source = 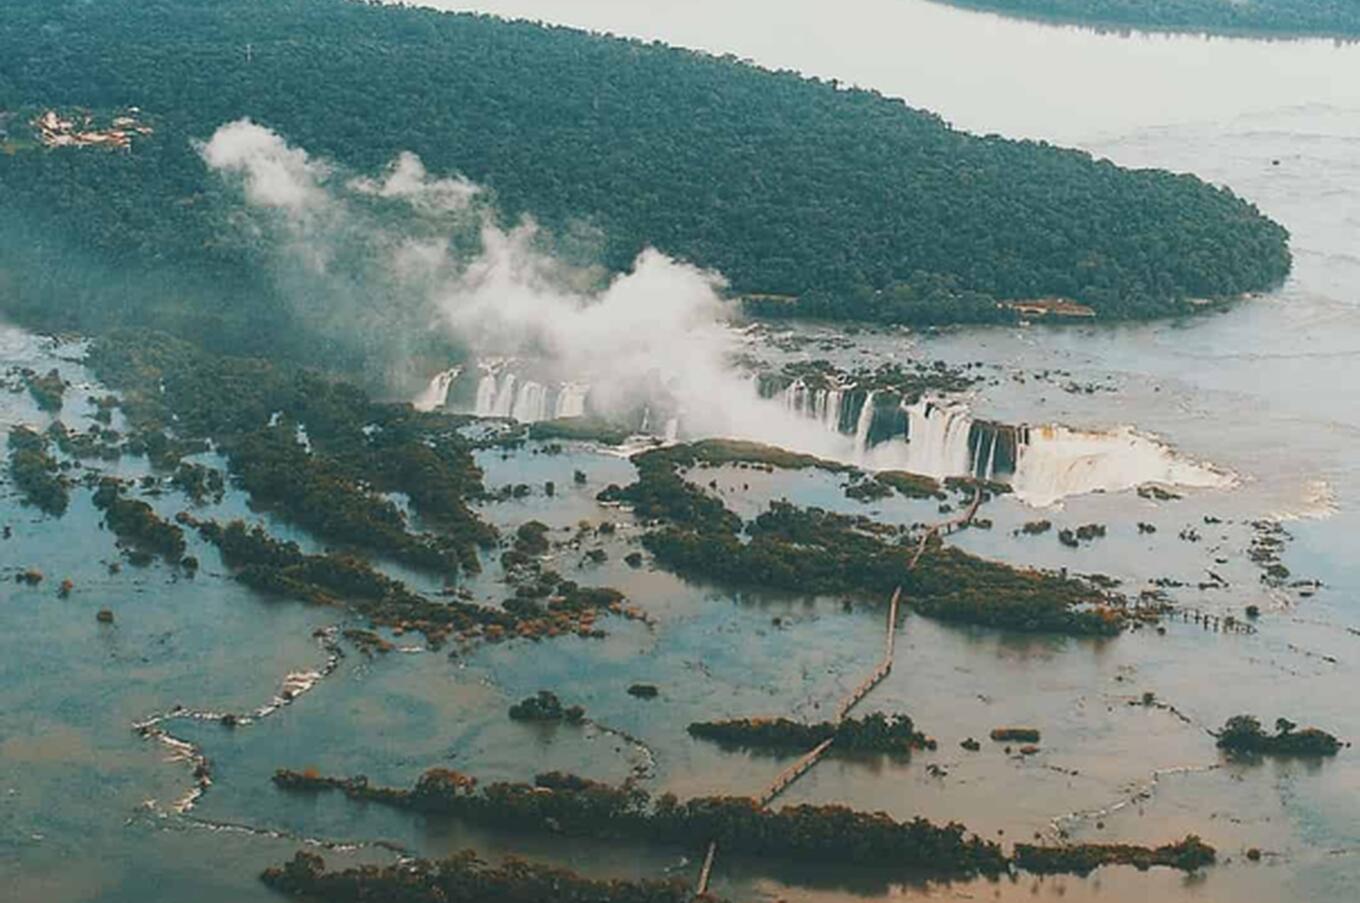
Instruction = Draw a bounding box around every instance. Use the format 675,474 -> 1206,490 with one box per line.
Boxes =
600,444 -> 1131,636
688,713 -> 932,753
0,0 -> 1290,363
270,766 -> 1215,880
262,850 -> 698,903
272,766 -> 1010,876
932,0 -> 1360,38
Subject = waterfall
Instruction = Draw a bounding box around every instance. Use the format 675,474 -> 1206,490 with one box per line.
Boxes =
474,372 -> 498,415
555,383 -> 589,419
491,374 -> 517,417
853,390 -> 877,450
511,381 -> 549,422
1009,425 -> 1230,507
823,387 -> 843,432
898,399 -> 973,476
437,358 -> 1231,508
982,430 -> 999,481
413,367 -> 461,413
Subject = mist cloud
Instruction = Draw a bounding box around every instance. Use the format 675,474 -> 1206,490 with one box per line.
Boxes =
198,119 -> 331,216
196,119 -> 812,442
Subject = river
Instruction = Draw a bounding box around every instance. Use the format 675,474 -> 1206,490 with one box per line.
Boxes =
4,1 -> 1359,901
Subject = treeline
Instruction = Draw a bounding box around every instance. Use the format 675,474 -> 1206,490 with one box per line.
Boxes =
1214,715 -> 1344,757
273,767 -> 1009,877
86,330 -> 495,575
688,713 -> 932,753
1013,836 -> 1216,875
932,0 -> 1360,38
600,444 -> 1128,636
272,766 -> 1215,878
7,426 -> 70,516
196,518 -> 625,648
92,477 -> 187,563
0,0 -> 1291,355
262,850 -> 698,903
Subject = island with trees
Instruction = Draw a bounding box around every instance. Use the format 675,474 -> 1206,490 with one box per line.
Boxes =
7,426 -> 70,516
689,713 -> 933,753
0,0 -> 1290,361
269,765 -> 1215,880
1214,715 -> 1344,757
600,443 -> 1138,636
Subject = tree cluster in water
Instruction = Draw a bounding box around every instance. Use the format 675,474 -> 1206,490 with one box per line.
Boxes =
600,443 -> 1131,635
271,766 -> 1217,881
262,849 -> 698,903
688,713 -> 932,753
509,690 -> 586,724
6,426 -> 69,516
86,331 -> 494,575
1012,835 -> 1216,876
1215,715 -> 1344,757
0,0 -> 1290,362
20,368 -> 66,413
71,331 -> 634,648
91,477 -> 187,564
272,767 -> 1009,877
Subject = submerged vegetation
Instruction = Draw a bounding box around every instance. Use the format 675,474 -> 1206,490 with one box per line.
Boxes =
0,0 -> 1290,357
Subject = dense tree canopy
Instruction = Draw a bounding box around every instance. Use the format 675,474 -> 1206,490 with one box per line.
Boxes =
0,0 -> 1289,358
933,0 -> 1360,38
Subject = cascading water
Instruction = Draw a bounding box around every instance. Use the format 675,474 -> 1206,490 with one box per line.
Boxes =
450,362 -> 597,423
474,372 -> 498,415
754,378 -> 1230,505
417,361 -> 1230,505
895,399 -> 973,475
1008,425 -> 1230,507
413,367 -> 461,412
555,383 -> 589,419
491,373 -> 517,417
512,381 -> 548,423
853,390 -> 877,450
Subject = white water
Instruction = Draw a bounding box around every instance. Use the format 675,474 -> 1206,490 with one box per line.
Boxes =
853,389 -> 877,448
785,383 -> 1232,506
412,367 -> 461,412
458,362 -> 599,422
1009,425 -> 1232,508
900,399 -> 974,478
555,383 -> 589,419
421,364 -> 1231,505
